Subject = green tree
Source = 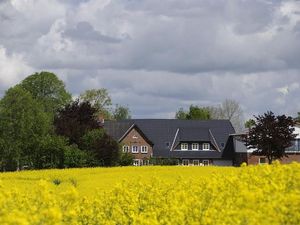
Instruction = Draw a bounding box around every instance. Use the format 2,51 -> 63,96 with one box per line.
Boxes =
119,151 -> 134,166
79,89 -> 112,119
81,129 -> 120,167
0,86 -> 50,171
113,105 -> 131,120
175,105 -> 211,120
63,144 -> 89,168
244,111 -> 296,164
175,107 -> 188,119
20,71 -> 72,115
186,105 -> 211,120
245,119 -> 255,129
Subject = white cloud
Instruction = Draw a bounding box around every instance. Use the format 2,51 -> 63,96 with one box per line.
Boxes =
0,46 -> 33,87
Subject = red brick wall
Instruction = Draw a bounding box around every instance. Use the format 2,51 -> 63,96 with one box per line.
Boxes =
121,128 -> 153,160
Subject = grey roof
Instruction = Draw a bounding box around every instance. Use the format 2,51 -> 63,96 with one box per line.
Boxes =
104,119 -> 235,159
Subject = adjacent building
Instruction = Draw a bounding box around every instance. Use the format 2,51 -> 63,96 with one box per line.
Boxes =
232,126 -> 300,165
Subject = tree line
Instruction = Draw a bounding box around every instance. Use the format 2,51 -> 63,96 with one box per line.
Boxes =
0,72 -> 132,171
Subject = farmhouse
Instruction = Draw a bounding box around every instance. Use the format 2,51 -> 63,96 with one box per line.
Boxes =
232,126 -> 300,165
104,119 -> 235,166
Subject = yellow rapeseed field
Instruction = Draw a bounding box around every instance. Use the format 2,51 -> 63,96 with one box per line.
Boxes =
0,163 -> 299,225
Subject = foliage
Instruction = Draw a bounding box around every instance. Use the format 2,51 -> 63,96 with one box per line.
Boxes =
0,86 -> 50,171
175,105 -> 211,120
20,71 -> 72,115
175,107 -> 187,119
245,111 -> 296,164
81,129 -> 120,166
244,119 -> 255,129
79,89 -> 112,119
63,145 -> 89,168
113,104 -> 131,120
118,151 -> 134,166
33,135 -> 67,169
54,100 -> 99,146
0,164 -> 300,224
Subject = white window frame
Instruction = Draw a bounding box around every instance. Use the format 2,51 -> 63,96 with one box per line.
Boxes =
133,159 -> 141,166
123,145 -> 129,153
181,143 -> 188,150
202,160 -> 210,166
192,143 -> 199,150
202,143 -> 210,151
182,159 -> 189,166
259,157 -> 266,164
141,146 -> 148,154
132,146 -> 139,153
193,160 -> 199,166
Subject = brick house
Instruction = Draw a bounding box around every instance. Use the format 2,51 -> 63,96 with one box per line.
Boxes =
232,126 -> 300,165
104,119 -> 235,166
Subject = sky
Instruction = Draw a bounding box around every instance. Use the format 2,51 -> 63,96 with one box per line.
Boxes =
0,0 -> 300,119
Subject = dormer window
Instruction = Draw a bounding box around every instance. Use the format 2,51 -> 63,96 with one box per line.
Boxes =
202,143 -> 210,151
192,143 -> 199,150
181,143 -> 188,150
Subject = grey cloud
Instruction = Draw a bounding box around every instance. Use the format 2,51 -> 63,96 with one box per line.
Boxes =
63,21 -> 121,43
1,0 -> 300,119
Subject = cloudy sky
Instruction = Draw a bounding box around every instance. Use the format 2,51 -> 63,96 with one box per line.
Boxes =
0,0 -> 300,119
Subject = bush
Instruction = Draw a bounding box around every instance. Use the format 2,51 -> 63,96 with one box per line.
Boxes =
118,152 -> 134,166
63,145 -> 89,168
81,129 -> 120,166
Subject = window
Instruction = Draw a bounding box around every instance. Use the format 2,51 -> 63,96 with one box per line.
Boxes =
221,142 -> 225,148
259,157 -> 266,164
202,143 -> 210,151
193,160 -> 199,166
132,135 -> 138,139
123,145 -> 129,153
166,142 -> 170,148
182,159 -> 189,166
132,146 -> 139,153
181,143 -> 188,150
202,160 -> 209,166
141,146 -> 148,154
192,143 -> 199,150
133,159 -> 140,166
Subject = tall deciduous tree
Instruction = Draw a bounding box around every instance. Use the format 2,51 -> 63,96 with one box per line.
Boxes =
0,86 -> 50,171
79,89 -> 112,119
54,100 -> 99,146
113,105 -> 131,120
209,99 -> 244,132
20,71 -> 72,115
244,111 -> 296,164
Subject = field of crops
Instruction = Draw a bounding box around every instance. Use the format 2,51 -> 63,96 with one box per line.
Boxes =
0,163 -> 300,225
